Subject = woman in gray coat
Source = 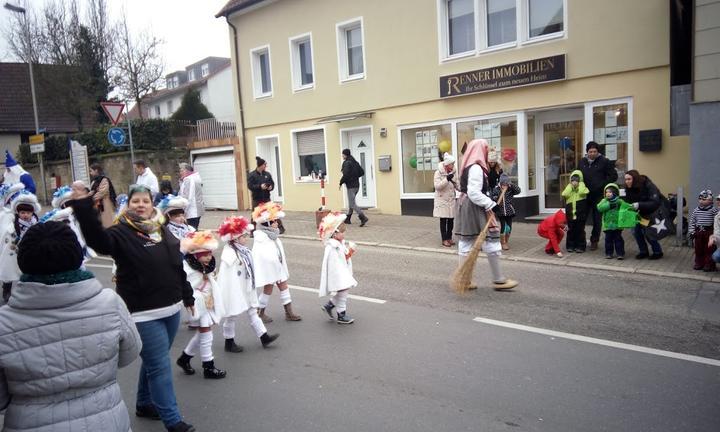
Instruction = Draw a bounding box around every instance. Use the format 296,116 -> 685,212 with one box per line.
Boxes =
0,222 -> 141,432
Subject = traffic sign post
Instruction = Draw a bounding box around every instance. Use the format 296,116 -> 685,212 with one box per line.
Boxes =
28,133 -> 47,203
107,127 -> 126,146
100,102 -> 125,125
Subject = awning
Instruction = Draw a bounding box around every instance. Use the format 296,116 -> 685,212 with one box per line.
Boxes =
315,111 -> 374,124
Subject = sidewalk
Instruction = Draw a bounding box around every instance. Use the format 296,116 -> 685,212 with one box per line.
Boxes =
199,210 -> 718,283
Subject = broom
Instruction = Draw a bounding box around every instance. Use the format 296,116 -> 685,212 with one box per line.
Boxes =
451,188 -> 505,294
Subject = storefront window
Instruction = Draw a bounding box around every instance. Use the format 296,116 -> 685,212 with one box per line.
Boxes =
401,124 -> 452,194
457,116 -> 518,184
527,116 -> 536,190
591,103 -> 629,185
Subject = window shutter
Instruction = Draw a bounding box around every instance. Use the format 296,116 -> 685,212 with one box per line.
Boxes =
296,130 -> 325,155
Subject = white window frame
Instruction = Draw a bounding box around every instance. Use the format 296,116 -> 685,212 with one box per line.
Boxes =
154,105 -> 161,117
250,45 -> 273,100
335,17 -> 366,83
188,69 -> 196,81
289,33 -> 315,92
437,0 -> 567,63
201,63 -> 209,77
255,133 -> 284,202
166,100 -> 173,114
290,126 -> 328,184
583,96 -> 634,173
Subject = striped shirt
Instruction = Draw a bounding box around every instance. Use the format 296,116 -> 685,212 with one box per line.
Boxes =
689,205 -> 719,236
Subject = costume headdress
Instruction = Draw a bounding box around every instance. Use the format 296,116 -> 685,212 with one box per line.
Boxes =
51,185 -> 73,209
218,216 -> 254,242
5,150 -> 18,168
252,201 -> 285,224
11,190 -> 41,214
318,211 -> 347,241
157,194 -> 188,215
698,189 -> 713,200
0,183 -> 25,206
180,230 -> 219,255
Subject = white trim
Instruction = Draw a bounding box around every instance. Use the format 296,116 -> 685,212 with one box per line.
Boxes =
516,110 -> 528,197
289,125 -> 328,184
523,0 -> 566,43
249,44 -> 273,100
255,133 -> 285,202
190,145 -> 234,156
288,32 -> 316,93
339,125 -> 377,208
583,96 -> 634,173
336,17 -> 366,83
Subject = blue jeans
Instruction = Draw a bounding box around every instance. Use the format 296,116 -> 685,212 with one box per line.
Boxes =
135,311 -> 182,427
633,225 -> 662,255
604,229 -> 625,257
713,247 -> 720,263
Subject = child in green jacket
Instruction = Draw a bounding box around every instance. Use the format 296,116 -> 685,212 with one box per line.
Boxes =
561,170 -> 590,252
597,183 -> 637,260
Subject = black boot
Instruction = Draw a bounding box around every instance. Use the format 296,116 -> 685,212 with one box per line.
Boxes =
321,301 -> 335,319
359,214 -> 369,227
224,338 -> 244,353
2,282 -> 11,303
202,360 -> 227,379
176,352 -> 195,375
260,332 -> 279,348
167,421 -> 196,432
344,214 -> 352,224
135,404 -> 161,420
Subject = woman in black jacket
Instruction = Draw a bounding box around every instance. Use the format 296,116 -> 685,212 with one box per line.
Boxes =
624,169 -> 663,260
71,185 -> 197,432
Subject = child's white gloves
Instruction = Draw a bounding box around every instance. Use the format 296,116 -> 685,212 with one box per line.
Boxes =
632,202 -> 640,210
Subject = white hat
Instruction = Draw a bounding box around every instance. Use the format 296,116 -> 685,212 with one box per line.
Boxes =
0,183 -> 25,206
11,190 -> 41,214
157,195 -> 188,215
441,153 -> 455,166
318,211 -> 347,241
51,185 -> 73,209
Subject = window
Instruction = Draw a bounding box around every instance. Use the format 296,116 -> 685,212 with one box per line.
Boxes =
336,18 -> 365,82
457,116 -> 518,184
400,124 -> 452,194
290,34 -> 314,91
250,46 -> 273,98
154,105 -> 160,117
201,63 -> 209,77
293,128 -> 326,182
166,100 -> 173,114
188,69 -> 196,81
528,0 -> 564,39
447,0 -> 475,55
487,0 -> 516,47
589,102 -> 630,185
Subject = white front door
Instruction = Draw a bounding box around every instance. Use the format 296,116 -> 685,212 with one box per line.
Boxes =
256,136 -> 283,202
342,128 -> 376,208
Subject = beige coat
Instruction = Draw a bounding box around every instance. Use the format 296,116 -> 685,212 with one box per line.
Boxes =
91,177 -> 115,228
433,167 -> 459,218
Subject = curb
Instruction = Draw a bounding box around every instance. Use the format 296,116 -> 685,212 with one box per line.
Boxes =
279,234 -> 719,284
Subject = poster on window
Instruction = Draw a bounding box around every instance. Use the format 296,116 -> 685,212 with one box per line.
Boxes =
605,144 -> 618,161
605,111 -> 618,127
616,126 -> 628,142
593,128 -> 605,144
605,127 -> 618,144
490,123 -> 501,137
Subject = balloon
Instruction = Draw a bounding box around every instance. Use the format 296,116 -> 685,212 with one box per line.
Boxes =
438,140 -> 451,153
409,156 -> 417,169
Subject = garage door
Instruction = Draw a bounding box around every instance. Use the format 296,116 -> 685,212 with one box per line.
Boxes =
192,151 -> 238,210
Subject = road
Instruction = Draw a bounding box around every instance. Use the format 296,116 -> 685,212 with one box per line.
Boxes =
79,237 -> 720,432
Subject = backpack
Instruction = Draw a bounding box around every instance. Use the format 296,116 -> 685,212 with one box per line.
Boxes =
355,161 -> 365,178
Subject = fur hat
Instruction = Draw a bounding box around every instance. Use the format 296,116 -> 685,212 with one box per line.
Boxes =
17,221 -> 83,275
252,201 -> 285,224
698,189 -> 713,200
180,230 -> 219,255
157,194 -> 188,215
499,173 -> 510,185
11,190 -> 41,214
441,153 -> 455,166
0,183 -> 25,206
51,185 -> 73,209
218,216 -> 254,242
487,150 -> 500,163
318,211 -> 347,241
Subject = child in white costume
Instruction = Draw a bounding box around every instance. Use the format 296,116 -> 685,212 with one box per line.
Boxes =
251,202 -> 302,322
217,216 -> 279,352
0,189 -> 41,303
176,231 -> 227,379
157,194 -> 195,240
40,185 -> 96,263
318,212 -> 358,324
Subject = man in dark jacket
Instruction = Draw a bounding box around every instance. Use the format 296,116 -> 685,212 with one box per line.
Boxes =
340,149 -> 368,226
579,141 -> 618,250
248,156 -> 284,233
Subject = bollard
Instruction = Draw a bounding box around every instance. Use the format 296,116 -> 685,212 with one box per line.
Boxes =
675,186 -> 683,247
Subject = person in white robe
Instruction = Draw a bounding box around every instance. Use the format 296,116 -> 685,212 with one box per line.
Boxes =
318,212 -> 358,324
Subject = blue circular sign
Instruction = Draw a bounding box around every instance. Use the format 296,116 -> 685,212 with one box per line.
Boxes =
108,127 -> 126,146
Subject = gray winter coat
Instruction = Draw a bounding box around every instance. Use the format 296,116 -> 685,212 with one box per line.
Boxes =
0,277 -> 141,432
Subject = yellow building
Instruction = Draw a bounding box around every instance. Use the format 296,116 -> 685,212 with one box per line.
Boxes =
217,0 -> 690,217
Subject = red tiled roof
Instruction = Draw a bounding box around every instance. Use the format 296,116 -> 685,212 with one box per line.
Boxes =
0,63 -> 96,134
215,0 -> 268,17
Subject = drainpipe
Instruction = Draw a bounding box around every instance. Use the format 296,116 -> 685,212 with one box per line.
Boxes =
226,17 -> 250,210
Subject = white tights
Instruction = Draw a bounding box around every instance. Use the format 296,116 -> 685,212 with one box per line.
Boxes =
222,308 -> 267,339
330,289 -> 349,313
184,330 -> 214,362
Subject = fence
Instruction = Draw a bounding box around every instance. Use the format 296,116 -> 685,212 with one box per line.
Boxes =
196,118 -> 237,141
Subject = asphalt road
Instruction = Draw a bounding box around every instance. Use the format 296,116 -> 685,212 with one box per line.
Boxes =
81,237 -> 720,432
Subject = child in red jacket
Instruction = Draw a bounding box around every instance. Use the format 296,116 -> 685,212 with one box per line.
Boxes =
538,210 -> 567,257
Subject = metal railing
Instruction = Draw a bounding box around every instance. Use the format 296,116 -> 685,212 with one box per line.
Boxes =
196,118 -> 237,141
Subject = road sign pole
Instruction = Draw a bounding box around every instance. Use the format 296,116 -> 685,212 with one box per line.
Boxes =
126,104 -> 135,174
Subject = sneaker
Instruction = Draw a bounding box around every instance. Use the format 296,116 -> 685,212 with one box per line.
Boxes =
135,404 -> 161,420
605,255 -> 614,259
617,256 -> 624,260
167,421 -> 196,432
648,253 -> 664,260
321,302 -> 335,320
575,249 -> 585,254
567,247 -> 575,253
336,311 -> 354,324
635,252 -> 649,259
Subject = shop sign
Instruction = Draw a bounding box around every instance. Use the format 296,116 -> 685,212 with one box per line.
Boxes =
440,54 -> 566,98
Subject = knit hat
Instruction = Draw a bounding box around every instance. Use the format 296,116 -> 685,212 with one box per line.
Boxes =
252,201 -> 285,224
180,230 -> 219,255
11,190 -> 41,214
318,211 -> 347,241
488,150 -> 500,163
698,189 -> 713,200
157,194 -> 188,215
51,185 -> 73,209
499,173 -> 510,185
5,150 -> 18,168
0,183 -> 25,206
17,221 -> 83,275
256,156 -> 266,167
218,216 -> 254,242
441,153 -> 455,166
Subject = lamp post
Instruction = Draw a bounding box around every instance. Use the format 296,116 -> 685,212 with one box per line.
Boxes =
4,2 -> 48,205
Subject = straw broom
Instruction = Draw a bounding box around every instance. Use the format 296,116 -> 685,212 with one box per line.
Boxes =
451,188 -> 505,294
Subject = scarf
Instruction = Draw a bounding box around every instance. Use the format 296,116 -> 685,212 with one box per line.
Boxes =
257,223 -> 280,241
20,269 -> 95,285
185,254 -> 216,274
167,221 -> 193,240
119,209 -> 164,242
15,215 -> 38,241
230,241 -> 255,288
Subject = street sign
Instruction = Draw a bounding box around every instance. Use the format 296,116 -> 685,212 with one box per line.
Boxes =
107,127 -> 126,146
100,102 -> 125,125
29,133 -> 45,154
30,143 -> 45,154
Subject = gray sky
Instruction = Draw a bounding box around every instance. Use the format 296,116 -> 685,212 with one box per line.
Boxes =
0,0 -> 231,74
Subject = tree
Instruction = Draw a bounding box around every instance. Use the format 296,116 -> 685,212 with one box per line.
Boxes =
171,89 -> 214,122
113,13 -> 164,120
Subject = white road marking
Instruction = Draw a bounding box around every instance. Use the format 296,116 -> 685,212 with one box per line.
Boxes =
473,316 -> 720,367
288,284 -> 386,304
86,263 -> 114,269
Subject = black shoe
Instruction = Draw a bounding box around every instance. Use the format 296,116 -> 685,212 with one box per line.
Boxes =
575,249 -> 585,254
321,301 -> 335,319
224,338 -> 244,353
567,247 -> 575,253
336,311 -> 354,324
260,332 -> 279,348
635,252 -> 649,259
344,216 -> 352,224
648,252 -> 664,260
176,353 -> 195,375
605,255 -> 614,259
167,421 -> 196,432
202,361 -> 227,379
360,217 -> 368,227
136,404 -> 161,420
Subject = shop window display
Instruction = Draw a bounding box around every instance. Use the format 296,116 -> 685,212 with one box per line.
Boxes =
401,124 -> 452,194
591,103 -> 628,185
457,116 -> 518,184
